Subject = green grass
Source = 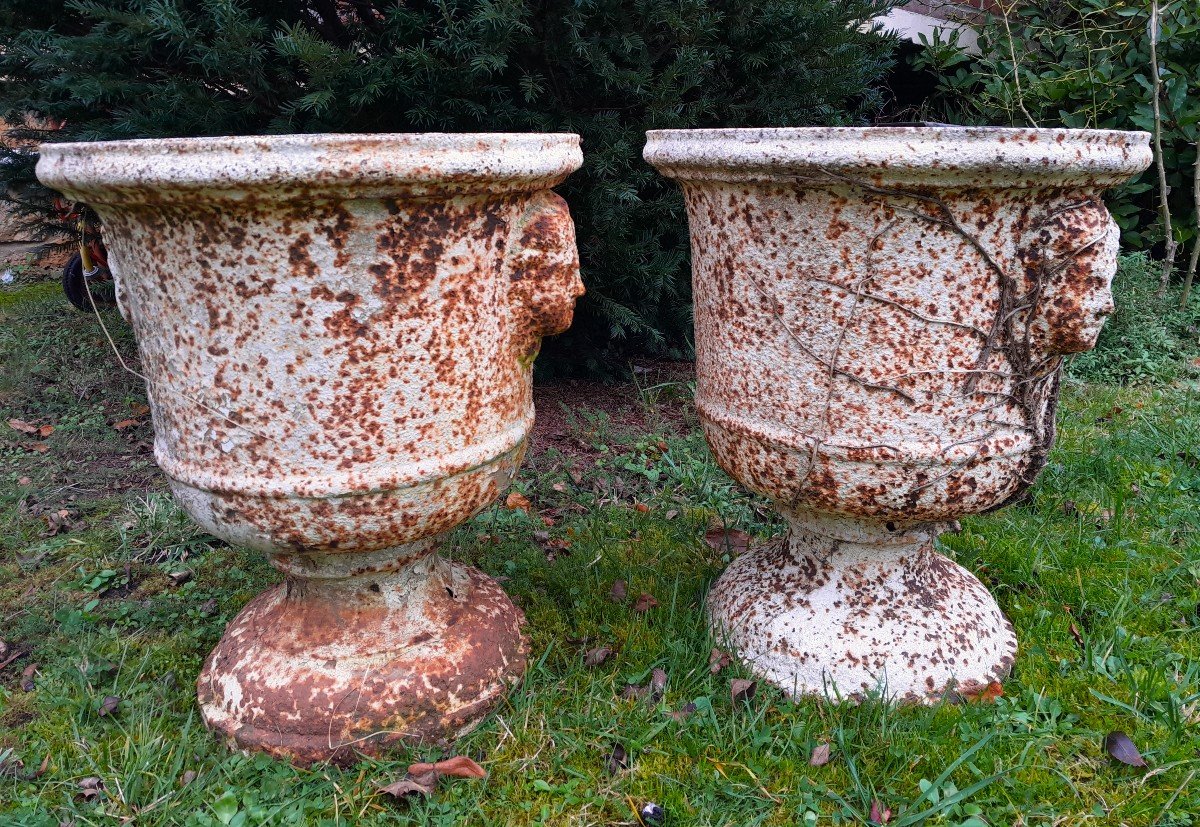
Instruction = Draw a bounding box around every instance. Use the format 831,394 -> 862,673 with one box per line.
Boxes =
1,281 -> 1199,826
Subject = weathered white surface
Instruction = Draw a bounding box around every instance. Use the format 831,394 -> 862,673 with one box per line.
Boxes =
647,126 -> 1151,701
38,132 -> 584,762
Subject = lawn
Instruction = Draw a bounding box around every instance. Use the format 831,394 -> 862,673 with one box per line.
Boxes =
1,272 -> 1199,826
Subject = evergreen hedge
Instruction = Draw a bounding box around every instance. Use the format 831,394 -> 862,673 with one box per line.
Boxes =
1,0 -> 899,375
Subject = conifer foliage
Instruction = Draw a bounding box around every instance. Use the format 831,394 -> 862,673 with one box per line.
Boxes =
1,0 -> 898,373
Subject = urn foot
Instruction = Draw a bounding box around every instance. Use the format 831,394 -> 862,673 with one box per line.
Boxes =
706,511 -> 1016,702
197,542 -> 527,766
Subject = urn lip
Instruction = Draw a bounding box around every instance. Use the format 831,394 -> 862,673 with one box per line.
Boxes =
644,126 -> 1151,187
37,132 -> 583,204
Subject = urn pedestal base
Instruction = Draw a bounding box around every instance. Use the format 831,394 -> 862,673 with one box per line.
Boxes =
706,511 -> 1016,703
197,541 -> 527,766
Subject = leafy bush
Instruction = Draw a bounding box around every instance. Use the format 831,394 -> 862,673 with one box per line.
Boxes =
0,0 -> 900,376
911,0 -> 1199,262
1068,254 -> 1200,385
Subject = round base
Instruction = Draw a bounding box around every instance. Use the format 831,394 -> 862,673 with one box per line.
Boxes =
198,550 -> 526,765
707,513 -> 1016,702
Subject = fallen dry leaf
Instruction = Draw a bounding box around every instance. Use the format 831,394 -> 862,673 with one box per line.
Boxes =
380,777 -> 434,798
1069,622 -> 1085,650
621,683 -> 649,701
633,502 -> 650,513
17,476 -> 31,486
28,442 -> 50,454
7,419 -> 38,435
20,663 -> 38,692
650,668 -> 667,701
666,702 -> 697,721
604,742 -> 628,775
632,592 -> 658,614
381,755 -> 487,800
704,527 -> 752,556
708,648 -> 732,674
551,481 -> 567,493
98,695 -> 121,717
730,678 -> 756,703
809,742 -> 832,767
36,424 -> 54,438
608,580 -> 628,603
180,769 -> 197,786
505,491 -> 531,510
28,754 -> 49,780
111,418 -> 142,431
407,755 -> 487,780
77,776 -> 104,801
130,403 -> 151,417
1105,731 -> 1147,767
584,646 -> 613,668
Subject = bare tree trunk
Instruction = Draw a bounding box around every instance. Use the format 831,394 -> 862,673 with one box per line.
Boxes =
1150,0 -> 1178,296
1183,140 -> 1199,307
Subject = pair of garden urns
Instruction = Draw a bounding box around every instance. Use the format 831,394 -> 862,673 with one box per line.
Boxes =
37,126 -> 1150,765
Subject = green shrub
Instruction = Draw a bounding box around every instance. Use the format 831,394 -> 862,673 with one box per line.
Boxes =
0,0 -> 899,376
1068,253 -> 1200,385
910,0 -> 1199,260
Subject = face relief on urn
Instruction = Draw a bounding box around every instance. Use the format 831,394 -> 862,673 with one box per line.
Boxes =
645,126 -> 1151,702
36,132 -> 584,763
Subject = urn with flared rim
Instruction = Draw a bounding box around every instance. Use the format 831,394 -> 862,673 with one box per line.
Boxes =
37,132 -> 584,763
645,126 -> 1151,701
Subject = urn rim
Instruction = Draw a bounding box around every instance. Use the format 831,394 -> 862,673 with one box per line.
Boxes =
37,132 -> 583,203
643,125 -> 1151,187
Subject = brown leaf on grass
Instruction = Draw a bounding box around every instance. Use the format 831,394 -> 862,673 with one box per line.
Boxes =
180,770 -> 197,786
27,442 -> 50,454
666,702 -> 697,721
505,491 -> 531,510
20,663 -> 38,692
869,799 -> 892,824
704,527 -> 751,556
621,683 -> 649,701
650,668 -> 667,701
76,777 -> 104,801
632,592 -> 658,614
1069,623 -> 1085,650
27,754 -> 49,780
551,481 -> 567,493
36,424 -> 54,438
608,580 -> 627,603
111,418 -> 142,431
380,777 -> 435,798
708,648 -> 732,674
0,642 -> 29,672
584,646 -> 613,668
8,418 -> 38,435
98,695 -> 121,717
809,743 -> 832,767
130,403 -> 151,417
633,502 -> 650,513
382,756 -> 487,800
44,509 -> 81,536
17,476 -> 31,486
407,755 -> 487,780
1105,731 -> 1148,767
167,569 -> 193,587
730,679 -> 756,703
604,742 -> 628,775
665,509 -> 679,520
